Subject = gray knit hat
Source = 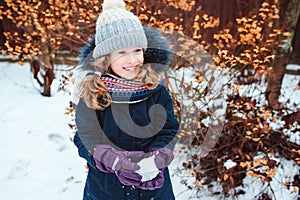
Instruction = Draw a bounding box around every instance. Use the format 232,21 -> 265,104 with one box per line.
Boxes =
93,0 -> 147,59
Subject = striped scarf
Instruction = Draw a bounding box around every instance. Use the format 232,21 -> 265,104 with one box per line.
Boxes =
101,74 -> 163,103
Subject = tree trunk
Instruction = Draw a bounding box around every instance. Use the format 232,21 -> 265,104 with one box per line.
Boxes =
39,45 -> 54,97
266,0 -> 300,110
290,14 -> 300,64
266,56 -> 289,110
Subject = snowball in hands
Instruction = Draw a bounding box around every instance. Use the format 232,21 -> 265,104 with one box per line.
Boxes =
136,155 -> 160,182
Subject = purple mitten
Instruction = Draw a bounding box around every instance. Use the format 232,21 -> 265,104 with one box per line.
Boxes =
115,171 -> 142,187
93,144 -> 144,173
138,169 -> 165,190
151,148 -> 174,169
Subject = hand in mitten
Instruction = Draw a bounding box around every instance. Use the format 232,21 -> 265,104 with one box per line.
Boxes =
135,155 -> 165,190
150,148 -> 174,169
93,144 -> 144,173
115,171 -> 143,187
115,153 -> 159,187
139,169 -> 165,190
117,169 -> 164,190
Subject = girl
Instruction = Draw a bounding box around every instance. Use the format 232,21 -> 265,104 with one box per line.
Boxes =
73,0 -> 179,199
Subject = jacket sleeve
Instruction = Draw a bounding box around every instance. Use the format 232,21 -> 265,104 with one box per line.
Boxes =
146,87 -> 179,151
75,98 -> 103,153
73,132 -> 97,170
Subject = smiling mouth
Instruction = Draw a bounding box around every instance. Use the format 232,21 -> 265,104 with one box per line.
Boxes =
122,65 -> 140,71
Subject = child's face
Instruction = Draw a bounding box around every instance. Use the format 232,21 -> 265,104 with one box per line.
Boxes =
109,46 -> 144,80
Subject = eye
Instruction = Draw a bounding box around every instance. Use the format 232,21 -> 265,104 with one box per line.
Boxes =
117,51 -> 126,55
134,48 -> 143,53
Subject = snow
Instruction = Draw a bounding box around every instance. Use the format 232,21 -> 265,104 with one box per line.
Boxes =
136,155 -> 160,182
224,159 -> 237,170
283,122 -> 300,145
0,62 -> 299,200
0,63 -> 86,200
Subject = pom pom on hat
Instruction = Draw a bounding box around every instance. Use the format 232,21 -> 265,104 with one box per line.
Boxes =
93,0 -> 147,59
102,0 -> 126,10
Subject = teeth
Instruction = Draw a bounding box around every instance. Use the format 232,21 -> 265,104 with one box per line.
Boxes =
123,66 -> 137,71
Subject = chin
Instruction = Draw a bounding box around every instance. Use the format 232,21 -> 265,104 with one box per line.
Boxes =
122,72 -> 138,80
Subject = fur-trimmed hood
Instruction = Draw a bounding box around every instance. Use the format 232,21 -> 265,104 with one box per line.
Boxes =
79,26 -> 172,73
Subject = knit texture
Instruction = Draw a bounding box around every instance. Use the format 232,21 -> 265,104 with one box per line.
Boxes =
100,74 -> 164,103
93,0 -> 147,58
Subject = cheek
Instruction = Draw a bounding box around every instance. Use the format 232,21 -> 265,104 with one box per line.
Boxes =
110,58 -> 123,69
110,63 -> 121,73
138,54 -> 144,63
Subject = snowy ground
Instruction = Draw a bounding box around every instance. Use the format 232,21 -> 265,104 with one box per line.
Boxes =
0,62 -> 299,200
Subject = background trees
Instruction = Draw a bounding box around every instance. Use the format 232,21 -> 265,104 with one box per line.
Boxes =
0,0 -> 99,95
1,0 -> 298,101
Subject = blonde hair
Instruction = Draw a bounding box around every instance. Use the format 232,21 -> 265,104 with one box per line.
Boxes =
77,57 -> 161,110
